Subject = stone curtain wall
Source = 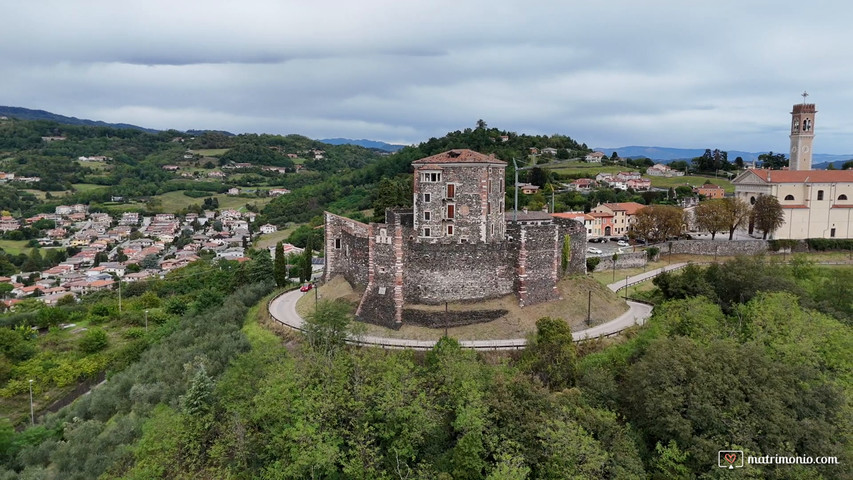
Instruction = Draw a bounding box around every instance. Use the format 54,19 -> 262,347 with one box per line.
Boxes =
664,240 -> 769,256
404,240 -> 515,304
553,217 -> 587,277
324,212 -> 370,286
593,252 -> 647,272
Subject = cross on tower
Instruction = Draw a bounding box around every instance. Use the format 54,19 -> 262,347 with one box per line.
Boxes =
801,91 -> 809,104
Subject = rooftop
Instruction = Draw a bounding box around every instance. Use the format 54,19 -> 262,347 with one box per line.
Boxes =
742,169 -> 853,184
412,149 -> 507,166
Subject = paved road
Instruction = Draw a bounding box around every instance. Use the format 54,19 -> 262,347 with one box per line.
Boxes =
268,269 -> 670,351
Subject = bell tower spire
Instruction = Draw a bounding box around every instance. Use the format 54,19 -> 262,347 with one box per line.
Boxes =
789,93 -> 816,171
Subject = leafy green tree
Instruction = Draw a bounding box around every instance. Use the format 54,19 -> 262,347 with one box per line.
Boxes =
751,194 -> 785,239
721,196 -> 751,240
560,234 -> 571,273
79,328 -> 108,353
523,317 -> 577,390
693,199 -> 728,239
651,440 -> 689,480
632,205 -> 684,243
299,238 -> 313,283
273,242 -> 287,287
304,300 -> 351,356
758,151 -> 788,169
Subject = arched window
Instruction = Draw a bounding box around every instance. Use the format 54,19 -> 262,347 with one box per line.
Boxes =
750,196 -> 756,205
784,194 -> 795,201
817,190 -> 824,201
839,194 -> 849,201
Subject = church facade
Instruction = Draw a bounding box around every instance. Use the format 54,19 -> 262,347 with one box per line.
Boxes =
324,149 -> 586,328
733,99 -> 853,239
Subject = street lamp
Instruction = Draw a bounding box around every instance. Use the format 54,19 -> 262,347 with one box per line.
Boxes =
29,379 -> 34,426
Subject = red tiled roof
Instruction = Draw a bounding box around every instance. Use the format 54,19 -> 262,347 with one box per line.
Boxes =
831,204 -> 853,208
602,202 -> 647,215
746,169 -> 853,183
412,149 -> 506,166
781,204 -> 809,209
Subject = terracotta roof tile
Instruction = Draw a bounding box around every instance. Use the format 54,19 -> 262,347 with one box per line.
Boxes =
746,169 -> 853,183
412,149 -> 507,166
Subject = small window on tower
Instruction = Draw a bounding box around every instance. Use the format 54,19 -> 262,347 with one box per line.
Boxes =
447,204 -> 455,219
335,238 -> 341,249
424,211 -> 431,221
447,225 -> 453,235
424,193 -> 431,203
817,190 -> 824,201
784,195 -> 794,201
423,228 -> 431,237
446,184 -> 455,198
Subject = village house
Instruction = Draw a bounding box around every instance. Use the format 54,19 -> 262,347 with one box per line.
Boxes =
227,187 -> 241,196
162,165 -> 180,171
694,183 -> 725,199
268,188 -> 291,196
260,223 -> 277,234
646,163 -> 685,177
627,178 -> 652,190
517,183 -> 540,195
585,151 -> 606,163
590,202 -> 647,237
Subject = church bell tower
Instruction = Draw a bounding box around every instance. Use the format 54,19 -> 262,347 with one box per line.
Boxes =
789,92 -> 816,171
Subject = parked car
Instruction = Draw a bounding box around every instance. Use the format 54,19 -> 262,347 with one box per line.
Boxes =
300,283 -> 314,292
617,240 -> 629,247
586,247 -> 603,255
588,237 -> 607,243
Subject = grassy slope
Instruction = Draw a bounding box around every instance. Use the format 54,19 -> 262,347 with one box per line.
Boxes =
297,275 -> 629,341
153,191 -> 273,213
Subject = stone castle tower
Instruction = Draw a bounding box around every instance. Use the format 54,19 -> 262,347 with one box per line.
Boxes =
323,149 -> 587,328
789,95 -> 816,171
412,149 -> 507,243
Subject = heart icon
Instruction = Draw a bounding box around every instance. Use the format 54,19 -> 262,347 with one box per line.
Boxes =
724,453 -> 738,464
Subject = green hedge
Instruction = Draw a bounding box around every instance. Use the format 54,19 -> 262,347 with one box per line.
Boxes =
804,238 -> 853,251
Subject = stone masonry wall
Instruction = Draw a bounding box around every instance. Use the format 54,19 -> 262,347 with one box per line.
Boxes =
552,217 -> 587,277
404,239 -> 515,304
593,251 -> 647,272
324,212 -> 369,286
664,240 -> 769,256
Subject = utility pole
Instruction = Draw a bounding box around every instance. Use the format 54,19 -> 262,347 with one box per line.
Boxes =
624,276 -> 628,300
145,310 -> 149,332
29,379 -> 34,425
587,290 -> 591,326
118,281 -> 121,313
512,158 -> 519,222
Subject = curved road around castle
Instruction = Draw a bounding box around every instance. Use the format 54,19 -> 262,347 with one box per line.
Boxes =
268,264 -> 689,350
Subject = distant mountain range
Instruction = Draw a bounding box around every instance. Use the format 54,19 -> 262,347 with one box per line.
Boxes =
318,138 -> 406,152
0,106 -> 158,133
596,145 -> 853,169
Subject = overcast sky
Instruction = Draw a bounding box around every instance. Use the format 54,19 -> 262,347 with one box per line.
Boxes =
2,0 -> 852,153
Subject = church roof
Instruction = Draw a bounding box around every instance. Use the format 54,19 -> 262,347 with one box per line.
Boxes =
412,149 -> 507,166
740,169 -> 853,184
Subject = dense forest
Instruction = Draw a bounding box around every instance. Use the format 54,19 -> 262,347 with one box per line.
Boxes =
0,256 -> 849,479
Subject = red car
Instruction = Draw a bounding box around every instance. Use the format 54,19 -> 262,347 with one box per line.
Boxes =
300,283 -> 314,292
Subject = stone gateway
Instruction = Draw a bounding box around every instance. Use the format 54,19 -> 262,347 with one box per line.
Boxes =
324,149 -> 586,328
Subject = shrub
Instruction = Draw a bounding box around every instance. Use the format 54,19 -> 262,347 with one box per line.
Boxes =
79,328 -> 108,354
586,257 -> 601,272
645,247 -> 660,260
804,238 -> 853,251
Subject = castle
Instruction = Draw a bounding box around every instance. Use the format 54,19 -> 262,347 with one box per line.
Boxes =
324,149 -> 586,328
733,97 -> 853,239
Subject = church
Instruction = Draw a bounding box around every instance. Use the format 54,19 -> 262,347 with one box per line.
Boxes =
732,97 -> 853,239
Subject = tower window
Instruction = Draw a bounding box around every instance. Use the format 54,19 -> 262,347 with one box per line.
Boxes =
424,193 -> 431,203
447,225 -> 454,235
424,211 -> 431,221
421,172 -> 441,182
839,194 -> 848,201
446,184 -> 455,198
817,190 -> 824,201
423,228 -> 431,237
447,204 -> 455,219
784,194 -> 795,201
335,238 -> 341,249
